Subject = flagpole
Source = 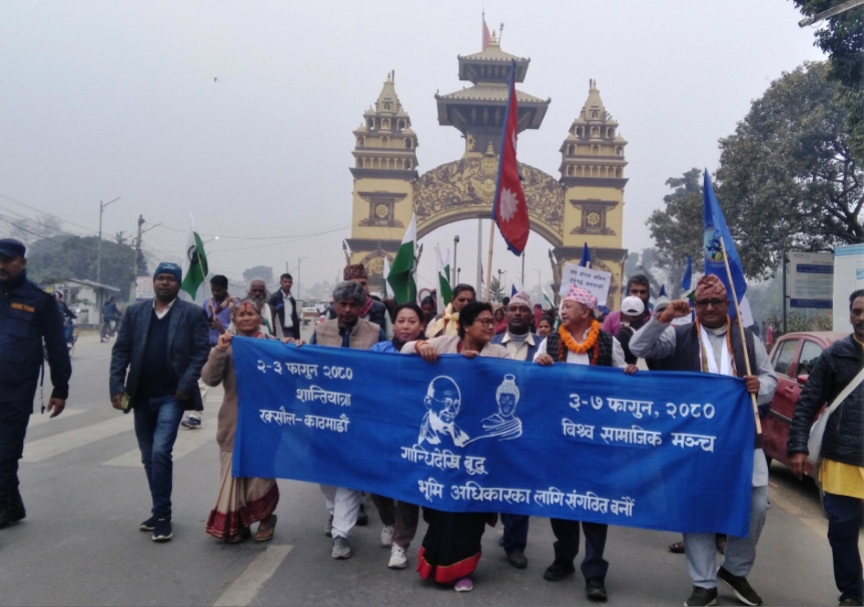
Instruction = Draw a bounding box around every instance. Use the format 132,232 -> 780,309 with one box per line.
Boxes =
719,238 -> 762,434
484,220 -> 495,301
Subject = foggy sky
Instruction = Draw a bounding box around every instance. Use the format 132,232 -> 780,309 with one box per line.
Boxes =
0,1 -> 826,298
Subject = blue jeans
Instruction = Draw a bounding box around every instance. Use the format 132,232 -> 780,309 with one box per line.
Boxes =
823,491 -> 863,603
133,396 -> 184,520
501,513 -> 529,555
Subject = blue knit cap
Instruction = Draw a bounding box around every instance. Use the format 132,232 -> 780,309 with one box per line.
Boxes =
153,261 -> 182,283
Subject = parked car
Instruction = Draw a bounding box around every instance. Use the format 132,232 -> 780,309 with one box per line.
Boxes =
762,331 -> 846,478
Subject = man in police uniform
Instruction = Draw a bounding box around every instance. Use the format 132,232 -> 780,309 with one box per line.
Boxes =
0,238 -> 71,528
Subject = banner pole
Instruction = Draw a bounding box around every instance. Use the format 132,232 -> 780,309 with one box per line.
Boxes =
719,238 -> 762,434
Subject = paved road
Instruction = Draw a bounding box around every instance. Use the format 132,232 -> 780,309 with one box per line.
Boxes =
0,333 -> 855,606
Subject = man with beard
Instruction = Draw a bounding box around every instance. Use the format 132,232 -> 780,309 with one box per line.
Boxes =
0,239 -> 70,529
310,281 -> 385,559
788,290 -> 864,607
109,262 -> 210,542
491,292 -> 540,570
325,265 -> 389,334
245,279 -> 281,338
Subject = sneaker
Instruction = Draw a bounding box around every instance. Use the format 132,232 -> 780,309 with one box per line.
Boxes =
151,518 -> 172,542
718,567 -> 762,606
324,514 -> 333,537
543,557 -> 576,581
454,577 -> 474,592
139,516 -> 158,531
388,544 -> 408,569
356,503 -> 369,526
380,524 -> 394,547
839,597 -> 864,606
685,586 -> 718,606
331,536 -> 352,559
181,417 -> 201,430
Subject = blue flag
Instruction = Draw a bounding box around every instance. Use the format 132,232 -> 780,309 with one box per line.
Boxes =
659,285 -> 667,298
703,170 -> 751,324
233,338 -> 755,535
579,242 -> 591,268
511,284 -> 518,297
681,255 -> 693,291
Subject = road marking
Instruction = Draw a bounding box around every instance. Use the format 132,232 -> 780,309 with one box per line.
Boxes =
27,407 -> 86,427
102,420 -> 217,467
212,544 -> 293,607
22,415 -> 134,462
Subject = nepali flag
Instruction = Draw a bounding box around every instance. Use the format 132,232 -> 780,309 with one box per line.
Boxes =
492,60 -> 529,256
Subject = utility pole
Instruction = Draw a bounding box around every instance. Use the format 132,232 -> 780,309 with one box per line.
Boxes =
131,215 -> 145,304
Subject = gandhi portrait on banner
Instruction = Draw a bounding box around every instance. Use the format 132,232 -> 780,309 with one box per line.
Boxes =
418,376 -> 470,448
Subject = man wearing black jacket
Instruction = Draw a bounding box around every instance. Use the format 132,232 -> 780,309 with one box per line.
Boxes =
0,238 -> 71,529
268,272 -> 300,340
789,290 -> 864,607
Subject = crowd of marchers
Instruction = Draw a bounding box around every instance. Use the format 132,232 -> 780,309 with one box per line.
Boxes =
0,236 -> 861,607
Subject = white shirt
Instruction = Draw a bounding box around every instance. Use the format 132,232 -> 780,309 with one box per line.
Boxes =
282,290 -> 294,330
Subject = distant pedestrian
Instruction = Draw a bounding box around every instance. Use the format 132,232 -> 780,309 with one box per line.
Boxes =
268,272 -> 300,340
0,238 -> 71,529
109,262 -> 210,542
788,290 -> 864,607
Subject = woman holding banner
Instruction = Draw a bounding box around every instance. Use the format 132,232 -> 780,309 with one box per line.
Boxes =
402,300 -> 510,592
201,299 -> 281,544
368,302 -> 426,569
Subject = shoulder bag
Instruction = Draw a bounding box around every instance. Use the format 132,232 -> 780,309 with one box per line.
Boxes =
807,365 -> 864,465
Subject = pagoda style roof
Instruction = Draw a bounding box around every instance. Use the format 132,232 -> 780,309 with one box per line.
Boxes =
436,83 -> 547,104
457,37 -> 530,83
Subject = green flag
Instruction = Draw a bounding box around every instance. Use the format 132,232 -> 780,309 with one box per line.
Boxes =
437,246 -> 452,312
181,228 -> 209,300
387,214 -> 417,304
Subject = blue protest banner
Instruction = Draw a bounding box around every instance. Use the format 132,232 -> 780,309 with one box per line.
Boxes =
232,338 -> 755,536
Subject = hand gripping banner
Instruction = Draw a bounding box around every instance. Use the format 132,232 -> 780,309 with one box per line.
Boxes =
232,338 -> 755,536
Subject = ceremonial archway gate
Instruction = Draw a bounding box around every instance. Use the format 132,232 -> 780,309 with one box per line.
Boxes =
344,38 -> 630,308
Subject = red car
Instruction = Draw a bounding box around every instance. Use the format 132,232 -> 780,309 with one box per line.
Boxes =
762,331 -> 846,478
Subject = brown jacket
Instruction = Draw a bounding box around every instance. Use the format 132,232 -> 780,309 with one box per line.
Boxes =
314,318 -> 381,350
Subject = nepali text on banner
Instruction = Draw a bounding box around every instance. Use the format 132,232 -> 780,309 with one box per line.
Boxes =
232,338 -> 755,536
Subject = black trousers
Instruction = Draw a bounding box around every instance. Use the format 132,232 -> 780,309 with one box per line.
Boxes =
550,518 -> 609,580
0,401 -> 32,510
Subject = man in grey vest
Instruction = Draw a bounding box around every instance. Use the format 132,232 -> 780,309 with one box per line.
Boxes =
310,281 -> 385,559
630,274 -> 776,607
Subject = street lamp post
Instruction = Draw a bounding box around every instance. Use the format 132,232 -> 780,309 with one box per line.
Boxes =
97,197 -> 121,287
96,197 -> 121,324
297,256 -> 308,302
453,235 -> 460,285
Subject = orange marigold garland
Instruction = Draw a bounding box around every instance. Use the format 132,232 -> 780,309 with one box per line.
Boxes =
557,321 -> 601,364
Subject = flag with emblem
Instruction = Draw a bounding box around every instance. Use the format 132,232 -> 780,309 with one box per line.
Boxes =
492,61 -> 529,256
180,218 -> 208,301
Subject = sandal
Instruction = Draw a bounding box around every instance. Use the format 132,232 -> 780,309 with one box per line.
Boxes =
254,514 -> 277,542
226,527 -> 251,544
668,540 -> 685,554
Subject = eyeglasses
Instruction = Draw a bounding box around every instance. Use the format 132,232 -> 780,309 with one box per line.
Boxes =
476,318 -> 496,327
694,298 -> 727,308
